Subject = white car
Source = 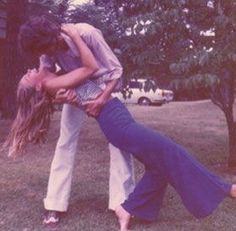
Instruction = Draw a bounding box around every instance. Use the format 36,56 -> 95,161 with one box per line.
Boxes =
113,79 -> 174,106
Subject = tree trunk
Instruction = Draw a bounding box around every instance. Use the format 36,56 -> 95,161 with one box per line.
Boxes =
1,0 -> 28,118
210,69 -> 236,167
224,110 -> 236,167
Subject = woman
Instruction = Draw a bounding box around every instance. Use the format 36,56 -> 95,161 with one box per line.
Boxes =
6,25 -> 236,231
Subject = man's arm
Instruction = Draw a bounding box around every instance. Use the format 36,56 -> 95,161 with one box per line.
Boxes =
75,24 -> 123,116
84,79 -> 119,117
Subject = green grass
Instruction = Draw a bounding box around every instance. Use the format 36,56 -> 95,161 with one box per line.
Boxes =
1,100 -> 236,231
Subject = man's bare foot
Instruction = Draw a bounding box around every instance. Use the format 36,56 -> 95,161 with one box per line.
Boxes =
230,184 -> 236,198
115,205 -> 131,231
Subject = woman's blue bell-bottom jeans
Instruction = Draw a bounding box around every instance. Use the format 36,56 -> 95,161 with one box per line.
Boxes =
96,98 -> 231,221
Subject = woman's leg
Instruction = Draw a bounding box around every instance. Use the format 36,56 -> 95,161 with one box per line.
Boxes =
123,123 -> 231,218
122,169 -> 168,221
97,98 -> 232,221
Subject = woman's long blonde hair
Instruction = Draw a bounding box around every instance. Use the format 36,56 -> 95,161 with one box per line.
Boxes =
4,80 -> 54,157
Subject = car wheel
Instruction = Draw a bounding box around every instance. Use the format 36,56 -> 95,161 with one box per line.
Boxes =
138,97 -> 151,106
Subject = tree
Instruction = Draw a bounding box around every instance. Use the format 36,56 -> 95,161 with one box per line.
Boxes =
1,0 -> 28,118
111,0 -> 236,167
28,0 -> 72,23
112,0 -> 193,87
68,1 -> 123,47
169,0 -> 236,167
1,0 -> 71,118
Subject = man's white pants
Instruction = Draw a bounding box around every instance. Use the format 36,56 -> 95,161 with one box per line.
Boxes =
44,104 -> 135,212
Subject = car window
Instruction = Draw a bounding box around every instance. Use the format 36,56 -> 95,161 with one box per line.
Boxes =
129,81 -> 142,89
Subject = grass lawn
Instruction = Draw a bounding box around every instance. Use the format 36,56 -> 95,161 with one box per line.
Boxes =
0,100 -> 236,231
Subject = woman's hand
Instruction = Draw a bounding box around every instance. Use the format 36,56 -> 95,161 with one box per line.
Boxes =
61,24 -> 79,39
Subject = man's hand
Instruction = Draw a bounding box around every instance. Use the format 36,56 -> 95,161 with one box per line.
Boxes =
53,89 -> 78,104
83,95 -> 107,117
84,79 -> 119,117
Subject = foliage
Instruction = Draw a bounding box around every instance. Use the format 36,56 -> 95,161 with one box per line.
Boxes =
68,2 -> 123,52
107,0 -> 193,84
169,1 -> 236,86
0,0 -> 72,118
28,0 -> 71,22
99,0 -> 236,166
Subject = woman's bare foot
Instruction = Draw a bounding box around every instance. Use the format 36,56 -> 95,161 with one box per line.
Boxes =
230,184 -> 236,198
115,205 -> 131,231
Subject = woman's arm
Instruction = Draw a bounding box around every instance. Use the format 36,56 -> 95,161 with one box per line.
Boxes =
43,25 -> 98,93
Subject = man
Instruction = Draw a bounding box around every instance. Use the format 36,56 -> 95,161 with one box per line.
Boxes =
18,16 -> 135,226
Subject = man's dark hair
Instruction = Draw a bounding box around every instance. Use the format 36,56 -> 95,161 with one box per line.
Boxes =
18,15 -> 61,55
